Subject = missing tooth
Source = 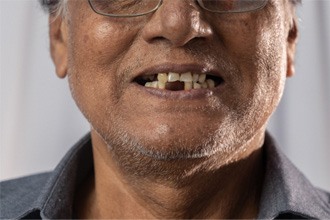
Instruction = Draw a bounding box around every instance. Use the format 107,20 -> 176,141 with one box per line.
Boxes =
134,73 -> 224,90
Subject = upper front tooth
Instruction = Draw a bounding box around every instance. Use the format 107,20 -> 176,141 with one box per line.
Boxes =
168,72 -> 180,82
157,73 -> 168,83
180,72 -> 193,82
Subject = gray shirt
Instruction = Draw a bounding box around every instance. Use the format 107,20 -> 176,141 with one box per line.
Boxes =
1,133 -> 330,219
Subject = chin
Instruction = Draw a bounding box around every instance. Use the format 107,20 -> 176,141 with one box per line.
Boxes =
98,115 -> 251,160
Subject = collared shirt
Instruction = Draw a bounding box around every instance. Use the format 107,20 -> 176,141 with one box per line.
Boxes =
1,133 -> 330,219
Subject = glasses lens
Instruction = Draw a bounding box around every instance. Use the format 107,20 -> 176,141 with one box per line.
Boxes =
89,0 -> 161,16
199,0 -> 267,13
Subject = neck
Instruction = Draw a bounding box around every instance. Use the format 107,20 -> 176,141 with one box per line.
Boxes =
75,130 -> 265,219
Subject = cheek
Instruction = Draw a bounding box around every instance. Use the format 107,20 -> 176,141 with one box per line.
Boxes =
210,16 -> 263,99
254,14 -> 288,95
66,17 -> 142,127
211,11 -> 288,126
227,13 -> 286,93
69,19 -> 139,69
245,23 -> 288,125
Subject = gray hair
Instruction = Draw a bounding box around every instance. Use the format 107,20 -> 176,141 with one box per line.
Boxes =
40,0 -> 301,17
40,0 -> 67,17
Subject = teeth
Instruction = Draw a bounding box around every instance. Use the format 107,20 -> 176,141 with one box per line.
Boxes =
168,72 -> 180,82
145,81 -> 158,88
184,82 -> 193,90
157,73 -> 168,83
201,82 -> 208,89
145,82 -> 152,88
192,73 -> 199,82
193,82 -> 202,89
198,74 -> 206,83
180,72 -> 193,82
143,72 -> 218,90
151,81 -> 158,88
206,79 -> 215,88
158,80 -> 166,89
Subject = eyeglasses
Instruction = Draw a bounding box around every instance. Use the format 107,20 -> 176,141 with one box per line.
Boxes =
88,0 -> 268,17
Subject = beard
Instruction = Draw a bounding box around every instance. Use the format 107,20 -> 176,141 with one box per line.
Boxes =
90,94 -> 271,183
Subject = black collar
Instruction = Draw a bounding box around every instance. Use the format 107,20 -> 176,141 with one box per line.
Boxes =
258,133 -> 330,219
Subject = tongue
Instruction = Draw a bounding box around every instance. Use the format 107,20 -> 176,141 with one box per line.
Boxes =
165,81 -> 185,91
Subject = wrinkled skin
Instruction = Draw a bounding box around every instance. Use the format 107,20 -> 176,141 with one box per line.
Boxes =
50,0 -> 297,218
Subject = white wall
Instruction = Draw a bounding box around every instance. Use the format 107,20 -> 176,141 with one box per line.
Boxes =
0,0 -> 90,180
268,0 -> 330,191
1,0 -> 329,191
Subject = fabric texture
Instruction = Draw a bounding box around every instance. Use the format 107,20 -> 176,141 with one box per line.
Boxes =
1,132 -> 329,219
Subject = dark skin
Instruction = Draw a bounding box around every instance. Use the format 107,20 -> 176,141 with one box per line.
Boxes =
49,0 -> 298,218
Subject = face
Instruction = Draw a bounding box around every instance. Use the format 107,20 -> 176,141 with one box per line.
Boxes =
51,0 -> 297,164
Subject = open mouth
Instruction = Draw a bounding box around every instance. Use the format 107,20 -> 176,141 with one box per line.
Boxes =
134,72 -> 224,91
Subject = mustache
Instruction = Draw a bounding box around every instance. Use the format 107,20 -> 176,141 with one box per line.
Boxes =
118,43 -> 241,85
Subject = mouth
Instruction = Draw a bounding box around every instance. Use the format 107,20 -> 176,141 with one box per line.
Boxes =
134,72 -> 224,91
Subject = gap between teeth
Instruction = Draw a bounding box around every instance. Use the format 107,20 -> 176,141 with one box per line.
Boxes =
144,72 -> 215,90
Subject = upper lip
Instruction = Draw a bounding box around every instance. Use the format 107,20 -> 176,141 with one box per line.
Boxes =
131,63 -> 224,81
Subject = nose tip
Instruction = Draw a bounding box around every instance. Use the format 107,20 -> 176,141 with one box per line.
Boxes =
141,1 -> 213,47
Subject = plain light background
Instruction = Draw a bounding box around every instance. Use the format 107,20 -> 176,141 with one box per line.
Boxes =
1,0 -> 329,191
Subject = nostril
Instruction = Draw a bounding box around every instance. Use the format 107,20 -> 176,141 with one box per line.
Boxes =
147,36 -> 168,44
141,2 -> 213,48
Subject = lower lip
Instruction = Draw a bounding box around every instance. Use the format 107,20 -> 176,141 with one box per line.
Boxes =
132,82 -> 225,100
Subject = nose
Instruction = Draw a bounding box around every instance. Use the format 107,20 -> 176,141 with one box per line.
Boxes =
141,0 -> 214,47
